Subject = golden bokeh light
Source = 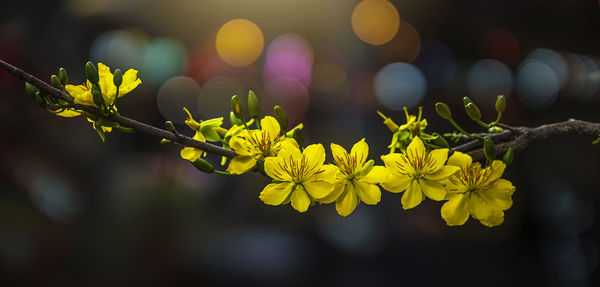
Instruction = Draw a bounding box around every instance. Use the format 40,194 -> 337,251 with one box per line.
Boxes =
216,18 -> 264,67
351,0 -> 400,46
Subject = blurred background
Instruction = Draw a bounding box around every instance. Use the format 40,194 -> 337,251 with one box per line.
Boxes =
1,0 -> 600,286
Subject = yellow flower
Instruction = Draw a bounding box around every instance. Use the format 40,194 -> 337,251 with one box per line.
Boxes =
261,143 -> 338,212
381,136 -> 460,209
318,139 -> 388,217
182,107 -> 225,142
226,116 -> 297,174
65,62 -> 141,107
180,131 -> 207,162
441,152 -> 515,227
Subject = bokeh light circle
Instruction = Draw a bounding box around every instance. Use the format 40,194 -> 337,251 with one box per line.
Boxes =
216,19 -> 264,67
374,63 -> 427,110
466,59 -> 513,107
526,48 -> 569,89
156,76 -> 201,124
516,61 -> 559,110
90,29 -> 148,69
141,38 -> 188,85
375,21 -> 421,63
351,0 -> 400,46
263,77 -> 309,124
198,77 -> 245,118
264,34 -> 314,88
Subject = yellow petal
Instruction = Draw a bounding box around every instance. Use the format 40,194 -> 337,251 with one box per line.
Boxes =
480,179 -> 515,210
318,184 -> 345,204
444,180 -> 467,199
468,193 -> 492,220
447,151 -> 472,169
485,160 -> 506,184
401,179 -> 423,209
302,144 -> 326,172
119,68 -> 142,97
226,155 -> 256,174
259,182 -> 294,206
406,136 -> 426,161
381,153 -> 414,175
318,164 -> 342,183
350,138 -> 369,166
180,147 -> 203,162
335,184 -> 358,217
381,173 -> 411,193
264,157 -> 292,181
291,185 -> 311,212
441,194 -> 470,226
66,84 -> 94,106
55,108 -> 81,118
277,140 -> 303,162
97,62 -> 116,101
420,179 -> 446,201
478,210 -> 505,227
192,130 -> 206,142
361,165 -> 388,184
228,136 -> 252,156
427,148 -> 449,172
424,165 -> 460,181
354,181 -> 381,205
260,116 -> 280,142
330,142 -> 348,164
302,178 -> 334,199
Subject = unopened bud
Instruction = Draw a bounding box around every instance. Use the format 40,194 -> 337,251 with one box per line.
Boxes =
25,82 -> 39,97
85,61 -> 99,84
51,75 -> 61,89
231,95 -> 245,121
463,97 -> 473,107
465,103 -> 481,121
34,92 -> 46,108
230,111 -> 243,126
160,138 -> 171,144
165,121 -> 176,133
495,95 -> 506,113
435,102 -> 452,120
113,69 -> 123,87
488,126 -> 503,133
192,158 -> 215,173
483,136 -> 496,161
58,68 -> 68,85
503,147 -> 514,166
273,105 -> 288,130
431,132 -> 450,148
247,90 -> 260,118
92,83 -> 105,108
292,127 -> 304,148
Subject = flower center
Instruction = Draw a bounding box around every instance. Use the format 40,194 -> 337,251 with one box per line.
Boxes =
396,149 -> 437,177
278,154 -> 322,183
333,152 -> 358,178
450,164 -> 492,192
250,131 -> 279,159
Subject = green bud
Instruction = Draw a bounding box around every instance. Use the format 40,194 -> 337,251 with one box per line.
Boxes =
25,82 -> 39,97
34,92 -> 46,108
192,158 -> 215,174
247,90 -> 260,118
273,105 -> 288,130
435,102 -> 452,120
165,121 -> 176,133
431,132 -> 450,148
231,95 -> 245,121
358,159 -> 374,175
495,95 -> 506,113
230,111 -> 243,126
200,125 -> 221,142
58,68 -> 68,85
483,136 -> 496,161
503,147 -> 514,166
160,138 -> 172,144
91,83 -> 105,108
85,61 -> 99,84
465,103 -> 481,121
488,126 -> 503,133
463,97 -> 473,107
292,127 -> 304,148
113,69 -> 123,87
50,75 -> 61,89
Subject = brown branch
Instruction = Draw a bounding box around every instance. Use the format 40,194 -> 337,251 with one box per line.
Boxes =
457,120 -> 600,161
0,59 -> 237,158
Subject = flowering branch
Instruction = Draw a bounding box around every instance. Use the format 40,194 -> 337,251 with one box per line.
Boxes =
0,59 -> 236,158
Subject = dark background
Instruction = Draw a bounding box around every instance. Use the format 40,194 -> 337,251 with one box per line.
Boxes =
1,0 -> 599,286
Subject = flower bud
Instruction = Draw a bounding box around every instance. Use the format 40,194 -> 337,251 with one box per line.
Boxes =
160,138 -> 172,144
273,105 -> 288,131
358,159 -> 374,175
113,69 -> 123,87
85,61 -> 99,84
503,147 -> 514,166
91,83 -> 105,108
431,132 -> 450,148
463,97 -> 473,107
247,90 -> 260,118
165,121 -> 176,133
25,82 -> 39,97
58,68 -> 68,85
483,136 -> 496,161
34,92 -> 46,108
230,111 -> 243,126
192,158 -> 215,174
51,75 -> 61,89
488,126 -> 503,133
495,95 -> 506,113
465,103 -> 481,121
435,102 -> 452,120
292,127 -> 304,148
231,95 -> 245,121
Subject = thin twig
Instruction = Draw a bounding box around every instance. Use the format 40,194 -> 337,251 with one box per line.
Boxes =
0,59 -> 236,158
